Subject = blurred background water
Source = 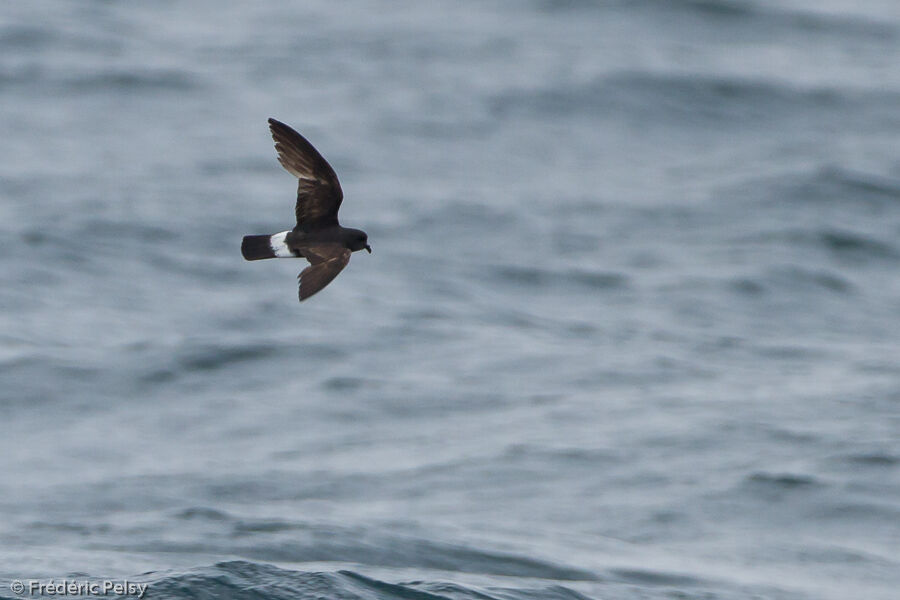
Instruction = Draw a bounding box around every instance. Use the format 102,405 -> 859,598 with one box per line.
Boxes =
1,1 -> 899,599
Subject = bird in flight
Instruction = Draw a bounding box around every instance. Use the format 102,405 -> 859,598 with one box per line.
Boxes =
241,118 -> 370,301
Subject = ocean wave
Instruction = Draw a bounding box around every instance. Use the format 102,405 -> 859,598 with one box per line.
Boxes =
817,167 -> 900,201
487,265 -> 629,291
490,70 -> 899,127
537,0 -> 898,40
672,0 -> 895,37
607,567 -> 702,587
837,452 -> 899,467
728,266 -> 853,297
817,230 -> 899,261
745,472 -> 823,490
97,513 -> 599,582
745,228 -> 898,263
175,342 -> 280,373
727,167 -> 900,211
89,561 -> 597,600
740,472 -> 828,502
0,65 -> 201,94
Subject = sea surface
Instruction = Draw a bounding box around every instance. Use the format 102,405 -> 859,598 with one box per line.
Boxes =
1,1 -> 899,599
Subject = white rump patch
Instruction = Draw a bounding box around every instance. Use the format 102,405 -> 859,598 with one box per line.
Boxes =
269,231 -> 293,258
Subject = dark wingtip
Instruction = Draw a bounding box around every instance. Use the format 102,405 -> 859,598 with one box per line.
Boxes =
268,118 -> 299,143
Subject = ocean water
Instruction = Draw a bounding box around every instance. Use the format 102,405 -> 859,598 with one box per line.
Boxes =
1,1 -> 899,598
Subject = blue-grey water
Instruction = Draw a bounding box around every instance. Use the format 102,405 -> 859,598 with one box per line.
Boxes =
2,1 -> 900,599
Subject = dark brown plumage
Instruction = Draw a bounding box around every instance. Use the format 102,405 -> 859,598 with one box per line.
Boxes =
241,119 -> 371,301
297,245 -> 352,302
268,118 -> 344,230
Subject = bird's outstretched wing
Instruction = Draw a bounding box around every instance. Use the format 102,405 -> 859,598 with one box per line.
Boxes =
297,244 -> 352,301
268,118 -> 343,230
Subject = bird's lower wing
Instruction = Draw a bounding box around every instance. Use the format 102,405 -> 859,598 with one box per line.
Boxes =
297,245 -> 351,301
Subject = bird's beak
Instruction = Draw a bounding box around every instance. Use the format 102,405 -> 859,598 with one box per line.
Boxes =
365,245 -> 372,254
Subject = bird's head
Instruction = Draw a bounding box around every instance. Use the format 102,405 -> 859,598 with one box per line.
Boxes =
347,229 -> 372,254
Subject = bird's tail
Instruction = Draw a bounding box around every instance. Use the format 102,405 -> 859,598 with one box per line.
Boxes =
241,231 -> 291,261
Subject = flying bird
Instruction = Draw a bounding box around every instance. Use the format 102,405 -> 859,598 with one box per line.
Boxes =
241,118 -> 370,301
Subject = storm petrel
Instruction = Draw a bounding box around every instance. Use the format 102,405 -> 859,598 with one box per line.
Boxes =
241,118 -> 370,301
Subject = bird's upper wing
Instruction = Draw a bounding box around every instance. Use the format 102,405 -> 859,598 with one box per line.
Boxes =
268,118 -> 343,230
297,244 -> 352,301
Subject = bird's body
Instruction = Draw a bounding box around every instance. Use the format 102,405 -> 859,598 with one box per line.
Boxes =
241,119 -> 370,301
